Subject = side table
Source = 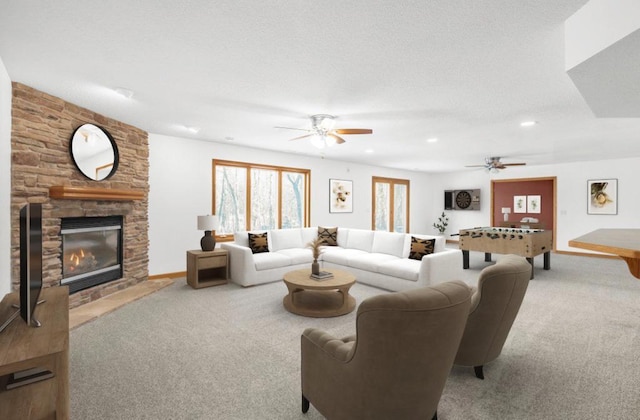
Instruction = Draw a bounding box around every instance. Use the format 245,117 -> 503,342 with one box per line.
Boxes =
186,249 -> 229,289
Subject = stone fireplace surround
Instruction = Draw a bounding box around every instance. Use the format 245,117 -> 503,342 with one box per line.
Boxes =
10,83 -> 149,309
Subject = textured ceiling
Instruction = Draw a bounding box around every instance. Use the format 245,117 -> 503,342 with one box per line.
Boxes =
2,0 -> 639,173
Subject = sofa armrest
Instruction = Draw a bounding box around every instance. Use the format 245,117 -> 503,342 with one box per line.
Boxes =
417,248 -> 464,286
220,243 -> 257,286
302,328 -> 356,363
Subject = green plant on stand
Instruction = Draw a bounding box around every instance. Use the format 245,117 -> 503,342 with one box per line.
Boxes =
433,212 -> 449,234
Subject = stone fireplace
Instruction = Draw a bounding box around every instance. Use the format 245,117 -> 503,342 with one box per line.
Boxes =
10,83 -> 149,309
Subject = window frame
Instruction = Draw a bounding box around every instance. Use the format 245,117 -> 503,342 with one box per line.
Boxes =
212,159 -> 311,241
371,176 -> 410,232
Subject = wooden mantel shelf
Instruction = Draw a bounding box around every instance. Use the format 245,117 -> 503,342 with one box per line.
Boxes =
49,186 -> 145,201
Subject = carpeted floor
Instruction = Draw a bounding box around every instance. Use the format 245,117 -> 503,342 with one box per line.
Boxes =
70,253 -> 640,419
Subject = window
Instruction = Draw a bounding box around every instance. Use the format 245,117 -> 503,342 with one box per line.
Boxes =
372,176 -> 410,233
213,160 -> 310,238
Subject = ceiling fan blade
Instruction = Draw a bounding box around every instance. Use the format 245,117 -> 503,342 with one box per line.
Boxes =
464,164 -> 487,168
289,134 -> 314,141
328,133 -> 346,144
275,126 -> 312,132
502,163 -> 527,166
333,128 -> 373,135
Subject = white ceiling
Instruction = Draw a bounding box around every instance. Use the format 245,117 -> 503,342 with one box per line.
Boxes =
2,0 -> 639,173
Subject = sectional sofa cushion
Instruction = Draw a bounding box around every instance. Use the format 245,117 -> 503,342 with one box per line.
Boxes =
270,228 -> 302,251
378,259 -> 421,281
277,248 -> 312,265
318,226 -> 338,246
301,227 -> 318,247
409,237 -> 436,260
253,251 -> 291,270
372,231 -> 407,257
346,229 -> 375,252
348,253 -> 399,271
248,232 -> 269,254
322,248 -> 366,266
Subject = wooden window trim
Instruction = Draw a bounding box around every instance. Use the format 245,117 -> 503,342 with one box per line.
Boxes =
371,176 -> 410,232
213,159 -> 311,241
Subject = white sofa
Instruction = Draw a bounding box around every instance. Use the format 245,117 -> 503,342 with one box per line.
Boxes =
220,227 -> 462,291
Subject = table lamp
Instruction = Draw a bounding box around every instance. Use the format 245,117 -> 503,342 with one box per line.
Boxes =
197,215 -> 218,251
501,207 -> 511,222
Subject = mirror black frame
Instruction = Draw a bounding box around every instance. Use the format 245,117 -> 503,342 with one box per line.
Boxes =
70,124 -> 119,181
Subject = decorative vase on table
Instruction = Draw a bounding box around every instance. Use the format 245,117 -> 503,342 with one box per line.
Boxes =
307,237 -> 326,276
311,260 -> 320,275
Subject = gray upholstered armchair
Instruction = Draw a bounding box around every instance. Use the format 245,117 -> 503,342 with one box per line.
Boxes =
300,281 -> 472,420
454,254 -> 531,379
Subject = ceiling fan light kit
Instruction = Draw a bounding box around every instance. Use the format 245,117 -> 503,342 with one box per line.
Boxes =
281,114 -> 373,149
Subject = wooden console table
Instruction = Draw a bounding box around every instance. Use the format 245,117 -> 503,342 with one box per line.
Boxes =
569,229 -> 640,279
0,286 -> 69,419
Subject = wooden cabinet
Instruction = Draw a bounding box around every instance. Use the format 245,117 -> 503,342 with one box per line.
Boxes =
0,286 -> 69,420
186,249 -> 229,289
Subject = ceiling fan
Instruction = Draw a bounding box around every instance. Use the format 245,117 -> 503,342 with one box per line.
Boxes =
276,114 -> 372,149
465,156 -> 527,172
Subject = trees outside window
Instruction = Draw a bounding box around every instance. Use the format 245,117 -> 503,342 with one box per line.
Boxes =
213,160 -> 310,238
372,176 -> 410,233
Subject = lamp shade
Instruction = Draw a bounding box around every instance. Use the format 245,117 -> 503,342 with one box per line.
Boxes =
197,215 -> 218,231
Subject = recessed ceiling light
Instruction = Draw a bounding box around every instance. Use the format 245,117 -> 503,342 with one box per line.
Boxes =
365,149 -> 374,154
426,137 -> 438,143
113,87 -> 134,99
185,126 -> 200,134
520,121 -> 538,127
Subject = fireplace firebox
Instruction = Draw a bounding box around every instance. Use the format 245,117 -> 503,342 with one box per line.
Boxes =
60,216 -> 123,294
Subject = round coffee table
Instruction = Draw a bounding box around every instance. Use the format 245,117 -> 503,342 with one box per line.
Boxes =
282,268 -> 356,317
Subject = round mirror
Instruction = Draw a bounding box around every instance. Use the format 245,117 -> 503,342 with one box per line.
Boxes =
70,124 -> 119,181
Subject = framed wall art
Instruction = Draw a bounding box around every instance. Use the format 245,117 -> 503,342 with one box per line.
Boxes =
513,195 -> 527,213
527,195 -> 541,213
588,179 -> 617,215
330,179 -> 353,213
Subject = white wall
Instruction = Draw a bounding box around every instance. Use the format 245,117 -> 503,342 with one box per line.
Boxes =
148,134 -> 434,275
430,157 -> 640,253
0,57 -> 11,295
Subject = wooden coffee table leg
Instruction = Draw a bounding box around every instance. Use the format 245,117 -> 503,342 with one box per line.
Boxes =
337,286 -> 356,314
284,283 -> 302,312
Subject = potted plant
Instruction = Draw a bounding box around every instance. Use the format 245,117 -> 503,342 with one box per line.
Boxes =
307,237 -> 327,275
433,212 -> 449,234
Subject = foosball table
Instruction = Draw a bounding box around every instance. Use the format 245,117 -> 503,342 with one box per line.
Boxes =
459,227 -> 553,278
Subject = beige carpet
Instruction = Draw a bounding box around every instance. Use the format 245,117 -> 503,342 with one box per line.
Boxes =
69,253 -> 640,419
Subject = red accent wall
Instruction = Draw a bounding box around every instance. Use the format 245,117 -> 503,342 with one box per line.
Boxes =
493,179 -> 554,229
